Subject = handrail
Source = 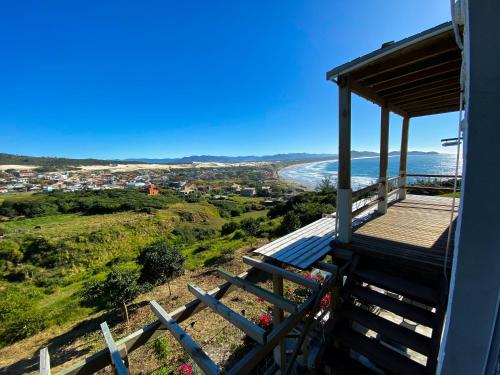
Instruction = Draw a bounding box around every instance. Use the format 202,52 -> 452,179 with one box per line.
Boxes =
352,182 -> 378,199
407,173 -> 462,178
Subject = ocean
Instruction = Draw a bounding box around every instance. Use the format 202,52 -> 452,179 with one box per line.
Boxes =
279,153 -> 461,190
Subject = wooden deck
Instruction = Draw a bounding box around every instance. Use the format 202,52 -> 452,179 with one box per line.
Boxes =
339,194 -> 458,272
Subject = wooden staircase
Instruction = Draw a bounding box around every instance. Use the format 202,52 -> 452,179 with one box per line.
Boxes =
326,256 -> 448,375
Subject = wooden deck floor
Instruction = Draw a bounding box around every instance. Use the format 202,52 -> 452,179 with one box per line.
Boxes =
345,194 -> 458,271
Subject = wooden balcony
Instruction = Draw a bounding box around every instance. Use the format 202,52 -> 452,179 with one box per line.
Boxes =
334,194 -> 458,277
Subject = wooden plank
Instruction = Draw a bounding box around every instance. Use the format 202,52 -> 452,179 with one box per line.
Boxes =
335,324 -> 426,375
242,256 -> 321,291
348,80 -> 407,117
272,228 -> 334,264
353,268 -> 439,305
217,269 -> 297,313
188,284 -> 267,344
314,261 -> 338,275
347,284 -> 435,327
40,347 -> 51,375
272,275 -> 286,371
342,305 -> 432,356
255,218 -> 333,256
150,301 -> 221,374
258,219 -> 335,258
100,322 -> 129,375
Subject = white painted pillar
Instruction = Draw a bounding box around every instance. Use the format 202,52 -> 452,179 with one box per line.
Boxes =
378,105 -> 389,214
272,275 -> 285,371
399,117 -> 410,200
337,82 -> 352,243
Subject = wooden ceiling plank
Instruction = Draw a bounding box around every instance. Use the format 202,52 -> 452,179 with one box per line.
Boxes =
347,33 -> 458,82
409,105 -> 459,117
347,80 -> 408,117
362,53 -> 461,87
388,82 -> 460,102
372,64 -> 461,93
378,75 -> 458,97
394,91 -> 460,107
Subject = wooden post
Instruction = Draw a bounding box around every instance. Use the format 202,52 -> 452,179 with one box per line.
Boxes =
272,275 -> 286,372
337,82 -> 352,243
378,105 -> 389,214
40,347 -> 51,375
399,117 -> 410,200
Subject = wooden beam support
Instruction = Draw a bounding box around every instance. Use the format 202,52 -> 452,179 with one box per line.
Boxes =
399,117 -> 410,200
242,256 -> 321,291
100,322 -> 129,375
39,347 -> 51,375
378,73 -> 458,97
314,261 -> 338,275
391,85 -> 460,104
57,268 -> 261,375
272,275 -> 286,371
218,269 -> 297,313
378,105 -> 390,214
348,81 -> 407,117
337,82 -> 353,243
150,301 -> 221,374
188,283 -> 267,344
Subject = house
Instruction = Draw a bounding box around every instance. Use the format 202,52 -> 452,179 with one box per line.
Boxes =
230,183 -> 241,192
240,187 -> 256,197
146,184 -> 159,196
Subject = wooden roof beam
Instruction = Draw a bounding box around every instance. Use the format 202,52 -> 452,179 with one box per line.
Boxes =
389,84 -> 460,103
347,80 -> 408,117
362,52 -> 461,87
409,105 -> 459,117
402,97 -> 460,112
371,63 -> 461,93
378,75 -> 459,97
395,92 -> 460,107
347,34 -> 458,82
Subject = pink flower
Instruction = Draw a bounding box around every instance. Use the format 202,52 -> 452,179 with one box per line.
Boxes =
320,293 -> 331,310
179,363 -> 193,375
258,313 -> 272,329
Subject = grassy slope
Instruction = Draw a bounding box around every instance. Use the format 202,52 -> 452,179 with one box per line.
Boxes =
0,197 -> 270,350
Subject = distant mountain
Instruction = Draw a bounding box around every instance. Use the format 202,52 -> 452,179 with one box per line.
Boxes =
126,153 -> 338,164
389,151 -> 439,156
0,150 -> 441,168
0,153 -> 134,167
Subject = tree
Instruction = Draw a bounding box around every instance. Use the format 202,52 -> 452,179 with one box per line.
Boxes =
138,241 -> 185,296
279,212 -> 301,234
316,176 -> 336,195
240,218 -> 260,249
81,268 -> 142,323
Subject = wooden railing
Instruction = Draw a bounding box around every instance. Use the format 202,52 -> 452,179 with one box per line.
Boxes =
350,176 -> 400,217
406,174 -> 461,192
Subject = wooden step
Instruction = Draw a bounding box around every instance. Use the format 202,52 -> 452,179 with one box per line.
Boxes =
325,350 -> 380,375
347,284 -> 435,327
353,268 -> 439,306
335,323 -> 426,375
342,305 -> 432,356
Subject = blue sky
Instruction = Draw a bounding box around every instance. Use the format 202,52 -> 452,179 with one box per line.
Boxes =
1,1 -> 456,159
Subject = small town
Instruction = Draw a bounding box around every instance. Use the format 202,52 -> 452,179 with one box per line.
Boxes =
0,164 -> 300,201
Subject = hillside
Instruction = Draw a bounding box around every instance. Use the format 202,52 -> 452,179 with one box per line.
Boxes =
0,153 -> 134,167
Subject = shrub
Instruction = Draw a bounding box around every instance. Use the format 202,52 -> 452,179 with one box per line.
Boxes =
0,240 -> 22,264
221,221 -> 238,235
153,336 -> 171,360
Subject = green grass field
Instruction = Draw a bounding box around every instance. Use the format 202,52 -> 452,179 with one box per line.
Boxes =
0,194 -> 272,348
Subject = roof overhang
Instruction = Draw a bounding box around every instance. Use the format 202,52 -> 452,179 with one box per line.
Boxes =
327,22 -> 462,118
